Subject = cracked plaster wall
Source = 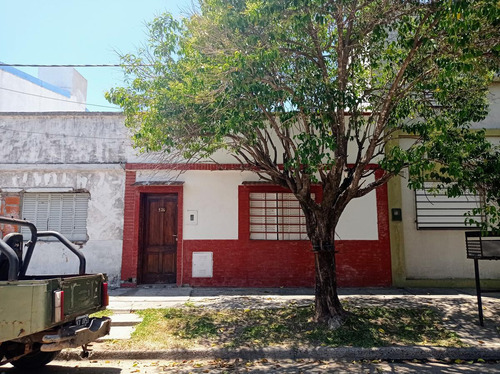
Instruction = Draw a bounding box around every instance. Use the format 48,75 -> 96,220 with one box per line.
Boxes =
0,113 -> 131,287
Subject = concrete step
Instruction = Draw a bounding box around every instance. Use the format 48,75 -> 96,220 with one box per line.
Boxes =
108,300 -> 187,310
96,312 -> 144,340
99,325 -> 137,341
110,313 -> 142,327
108,309 -> 135,314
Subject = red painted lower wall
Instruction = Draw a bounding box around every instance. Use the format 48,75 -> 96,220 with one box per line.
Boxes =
181,238 -> 391,288
181,240 -> 315,287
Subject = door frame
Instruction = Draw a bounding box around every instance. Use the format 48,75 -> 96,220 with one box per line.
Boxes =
138,193 -> 179,284
120,175 -> 184,287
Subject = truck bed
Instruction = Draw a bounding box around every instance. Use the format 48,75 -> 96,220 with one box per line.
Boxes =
0,273 -> 107,343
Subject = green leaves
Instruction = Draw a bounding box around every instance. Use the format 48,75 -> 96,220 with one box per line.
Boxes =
108,0 -> 499,229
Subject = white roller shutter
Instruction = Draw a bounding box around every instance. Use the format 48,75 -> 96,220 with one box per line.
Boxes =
21,193 -> 89,241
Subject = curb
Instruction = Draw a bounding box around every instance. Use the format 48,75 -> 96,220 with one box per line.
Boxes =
57,346 -> 500,362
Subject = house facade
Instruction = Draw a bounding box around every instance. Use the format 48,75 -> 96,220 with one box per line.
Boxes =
120,164 -> 390,288
1,83 -> 499,289
388,82 -> 500,288
0,112 -> 390,288
0,113 -> 128,286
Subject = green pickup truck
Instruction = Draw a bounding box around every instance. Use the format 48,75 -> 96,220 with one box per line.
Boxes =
0,217 -> 111,370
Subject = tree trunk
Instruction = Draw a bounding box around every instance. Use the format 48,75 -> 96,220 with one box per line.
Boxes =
313,243 -> 346,329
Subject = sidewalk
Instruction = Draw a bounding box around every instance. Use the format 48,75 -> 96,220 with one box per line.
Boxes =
86,286 -> 500,361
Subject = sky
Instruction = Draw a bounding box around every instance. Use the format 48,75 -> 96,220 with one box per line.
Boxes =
0,0 -> 195,111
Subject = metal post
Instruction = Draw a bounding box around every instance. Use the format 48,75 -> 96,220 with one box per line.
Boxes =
0,217 -> 38,277
474,258 -> 484,326
0,239 -> 19,281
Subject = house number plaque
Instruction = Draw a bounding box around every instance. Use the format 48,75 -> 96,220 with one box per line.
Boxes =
158,207 -> 166,212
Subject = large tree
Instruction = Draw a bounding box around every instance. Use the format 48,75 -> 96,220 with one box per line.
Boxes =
107,0 -> 500,327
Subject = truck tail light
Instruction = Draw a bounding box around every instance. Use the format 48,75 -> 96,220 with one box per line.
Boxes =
101,282 -> 109,307
54,290 -> 64,323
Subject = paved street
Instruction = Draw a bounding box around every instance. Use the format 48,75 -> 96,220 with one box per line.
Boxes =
3,358 -> 500,373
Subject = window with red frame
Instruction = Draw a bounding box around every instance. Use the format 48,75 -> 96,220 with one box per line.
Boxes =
249,192 -> 312,240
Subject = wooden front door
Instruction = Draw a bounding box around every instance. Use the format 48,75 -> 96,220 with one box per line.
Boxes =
140,194 -> 178,284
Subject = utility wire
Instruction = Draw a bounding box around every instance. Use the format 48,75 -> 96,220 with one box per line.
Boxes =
0,87 -> 119,109
0,63 -> 151,68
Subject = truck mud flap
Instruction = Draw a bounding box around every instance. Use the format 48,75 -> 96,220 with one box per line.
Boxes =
40,317 -> 111,352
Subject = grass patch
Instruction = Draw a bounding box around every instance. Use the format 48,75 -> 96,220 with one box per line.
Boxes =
107,304 -> 463,350
90,309 -> 114,318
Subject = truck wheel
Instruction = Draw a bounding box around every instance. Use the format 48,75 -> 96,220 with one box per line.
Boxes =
10,349 -> 61,370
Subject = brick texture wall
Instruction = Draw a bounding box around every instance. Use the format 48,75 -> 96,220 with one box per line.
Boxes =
0,194 -> 21,237
120,171 -> 138,286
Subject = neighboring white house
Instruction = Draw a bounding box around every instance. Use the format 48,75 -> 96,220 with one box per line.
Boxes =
389,81 -> 500,287
0,64 -> 87,112
0,113 -> 129,286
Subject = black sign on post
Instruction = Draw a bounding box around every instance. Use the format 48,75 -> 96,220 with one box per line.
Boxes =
465,231 -> 500,326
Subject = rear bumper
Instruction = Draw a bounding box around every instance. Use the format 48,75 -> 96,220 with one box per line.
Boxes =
41,317 -> 111,352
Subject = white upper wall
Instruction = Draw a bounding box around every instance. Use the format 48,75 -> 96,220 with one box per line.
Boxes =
135,169 -> 379,241
207,120 -> 380,165
0,65 -> 87,112
0,112 -> 131,164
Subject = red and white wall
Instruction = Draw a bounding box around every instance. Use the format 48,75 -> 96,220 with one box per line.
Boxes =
120,164 -> 391,288
0,113 -> 392,289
